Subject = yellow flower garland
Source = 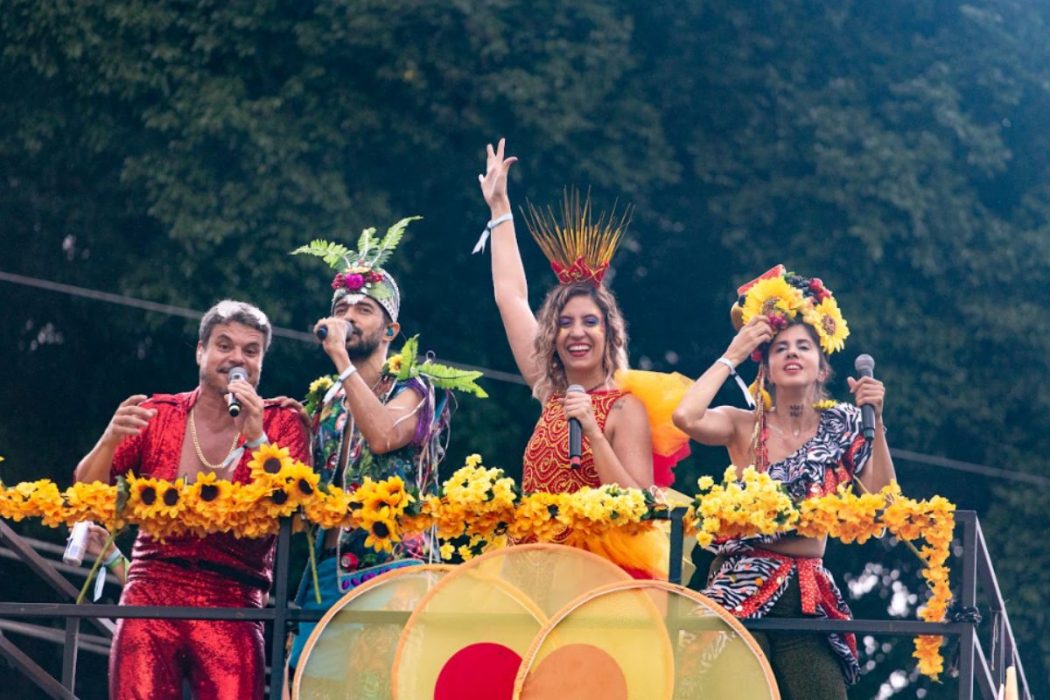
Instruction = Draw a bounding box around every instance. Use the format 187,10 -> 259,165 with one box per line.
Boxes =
0,452 -> 953,680
684,466 -> 954,682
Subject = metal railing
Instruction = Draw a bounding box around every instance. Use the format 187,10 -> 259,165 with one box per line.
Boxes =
0,510 -> 1032,699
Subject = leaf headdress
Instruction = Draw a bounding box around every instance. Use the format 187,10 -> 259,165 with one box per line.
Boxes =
291,216 -> 421,322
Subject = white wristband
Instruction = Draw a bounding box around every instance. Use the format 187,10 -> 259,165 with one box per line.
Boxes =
102,547 -> 124,568
715,357 -> 738,375
472,213 -> 514,255
244,432 -> 270,450
487,212 -> 514,231
716,357 -> 756,409
338,363 -> 358,383
323,364 -> 357,405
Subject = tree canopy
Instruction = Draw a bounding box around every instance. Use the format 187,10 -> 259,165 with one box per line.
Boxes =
2,1 -> 1048,696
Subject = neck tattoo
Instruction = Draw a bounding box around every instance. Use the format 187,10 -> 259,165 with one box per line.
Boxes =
788,404 -> 804,418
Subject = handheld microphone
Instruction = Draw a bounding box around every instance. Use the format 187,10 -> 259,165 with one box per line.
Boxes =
566,384 -> 585,469
315,320 -> 356,342
226,366 -> 248,417
854,354 -> 877,442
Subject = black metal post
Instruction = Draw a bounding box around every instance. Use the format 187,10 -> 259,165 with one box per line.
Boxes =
268,518 -> 292,700
958,511 -> 977,700
61,616 -> 79,692
668,507 -> 685,585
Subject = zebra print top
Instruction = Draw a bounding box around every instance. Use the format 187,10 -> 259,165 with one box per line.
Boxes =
702,403 -> 872,684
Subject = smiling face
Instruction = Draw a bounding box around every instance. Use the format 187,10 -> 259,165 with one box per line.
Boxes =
196,321 -> 266,395
765,323 -> 827,391
554,294 -> 607,380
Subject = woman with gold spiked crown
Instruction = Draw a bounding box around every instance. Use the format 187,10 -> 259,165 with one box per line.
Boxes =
477,138 -> 671,578
672,265 -> 896,697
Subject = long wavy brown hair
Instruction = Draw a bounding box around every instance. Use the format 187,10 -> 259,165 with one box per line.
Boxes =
531,282 -> 629,402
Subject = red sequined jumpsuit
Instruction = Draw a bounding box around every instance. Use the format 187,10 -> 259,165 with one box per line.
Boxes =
108,389 -> 309,700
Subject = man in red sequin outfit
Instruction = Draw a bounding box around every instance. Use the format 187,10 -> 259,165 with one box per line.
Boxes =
75,300 -> 310,700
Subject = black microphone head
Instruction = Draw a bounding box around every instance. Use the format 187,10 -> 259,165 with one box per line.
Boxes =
854,354 -> 875,375
228,366 -> 248,383
315,325 -> 328,341
566,384 -> 586,394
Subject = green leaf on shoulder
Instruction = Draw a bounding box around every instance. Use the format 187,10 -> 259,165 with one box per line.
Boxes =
418,361 -> 488,398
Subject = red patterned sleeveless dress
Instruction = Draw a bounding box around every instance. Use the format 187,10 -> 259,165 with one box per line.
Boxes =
522,388 -> 624,494
521,388 -> 666,579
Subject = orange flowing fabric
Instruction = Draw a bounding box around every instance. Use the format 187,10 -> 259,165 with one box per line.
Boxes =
613,369 -> 692,487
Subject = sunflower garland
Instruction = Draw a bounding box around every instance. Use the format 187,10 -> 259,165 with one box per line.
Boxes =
684,467 -> 956,682
1,451 -> 954,680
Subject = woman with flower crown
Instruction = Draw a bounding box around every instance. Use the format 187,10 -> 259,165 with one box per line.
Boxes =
477,138 -> 668,578
672,265 -> 896,698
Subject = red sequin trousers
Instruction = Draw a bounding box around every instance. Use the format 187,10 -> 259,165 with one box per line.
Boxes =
109,560 -> 266,700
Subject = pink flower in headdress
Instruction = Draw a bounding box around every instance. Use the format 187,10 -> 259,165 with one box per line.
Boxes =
343,273 -> 366,291
331,273 -> 345,290
367,271 -> 384,283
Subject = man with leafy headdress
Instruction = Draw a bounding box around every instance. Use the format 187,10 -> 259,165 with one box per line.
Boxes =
287,217 -> 485,676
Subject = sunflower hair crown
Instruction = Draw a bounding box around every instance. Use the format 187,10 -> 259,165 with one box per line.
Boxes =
730,264 -> 849,355
522,188 -> 631,287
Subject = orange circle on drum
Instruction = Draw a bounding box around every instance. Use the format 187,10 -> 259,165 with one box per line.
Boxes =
521,644 -> 628,700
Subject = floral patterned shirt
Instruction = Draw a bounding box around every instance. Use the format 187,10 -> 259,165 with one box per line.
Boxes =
312,378 -> 446,589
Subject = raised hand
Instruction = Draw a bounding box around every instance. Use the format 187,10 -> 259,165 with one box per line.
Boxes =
478,137 -> 518,216
723,316 -> 775,365
102,395 -> 155,447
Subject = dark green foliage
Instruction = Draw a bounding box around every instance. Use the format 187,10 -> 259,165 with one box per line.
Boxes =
1,1 -> 1048,696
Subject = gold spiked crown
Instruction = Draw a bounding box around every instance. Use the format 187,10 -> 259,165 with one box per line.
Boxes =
522,189 -> 631,287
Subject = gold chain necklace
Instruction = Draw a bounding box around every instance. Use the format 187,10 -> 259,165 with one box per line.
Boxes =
189,407 -> 240,470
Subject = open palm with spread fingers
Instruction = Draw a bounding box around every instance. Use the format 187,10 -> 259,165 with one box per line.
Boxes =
479,138 -> 518,216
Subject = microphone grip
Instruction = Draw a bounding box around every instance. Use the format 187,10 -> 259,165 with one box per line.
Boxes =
856,366 -> 876,442
568,417 -> 582,469
316,324 -> 328,341
226,366 -> 248,417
